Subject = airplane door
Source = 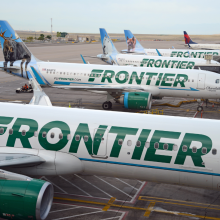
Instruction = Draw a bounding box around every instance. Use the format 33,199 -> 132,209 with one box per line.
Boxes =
92,127 -> 108,159
197,73 -> 206,89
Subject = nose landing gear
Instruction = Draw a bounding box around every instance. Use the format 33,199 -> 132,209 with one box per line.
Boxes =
102,101 -> 112,110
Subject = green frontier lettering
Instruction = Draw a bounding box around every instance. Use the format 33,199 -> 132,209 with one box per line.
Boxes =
0,116 -> 14,136
173,74 -> 188,87
38,121 -> 70,151
132,129 -> 151,160
128,72 -> 145,84
146,72 -> 158,85
174,133 -> 212,167
160,73 -> 175,87
186,61 -> 195,69
140,59 -> 149,67
155,73 -> 163,86
144,130 -> 181,163
162,60 -> 171,68
88,69 -> 104,82
115,71 -> 129,84
7,118 -> 38,148
101,70 -> 115,83
69,123 -> 107,155
109,126 -> 138,158
154,59 -> 162,68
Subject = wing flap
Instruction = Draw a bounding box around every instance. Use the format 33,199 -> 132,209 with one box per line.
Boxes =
0,153 -> 45,168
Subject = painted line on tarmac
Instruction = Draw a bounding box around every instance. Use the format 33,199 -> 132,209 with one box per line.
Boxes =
54,196 -> 220,219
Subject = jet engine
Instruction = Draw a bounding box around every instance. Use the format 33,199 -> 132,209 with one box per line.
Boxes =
118,92 -> 152,110
0,170 -> 53,220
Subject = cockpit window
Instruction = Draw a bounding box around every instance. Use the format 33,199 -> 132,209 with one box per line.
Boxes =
215,79 -> 220,84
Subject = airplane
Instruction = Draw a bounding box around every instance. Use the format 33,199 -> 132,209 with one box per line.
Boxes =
1,80 -> 220,220
184,31 -> 220,50
122,30 -> 220,58
97,28 -> 219,68
1,20 -> 220,112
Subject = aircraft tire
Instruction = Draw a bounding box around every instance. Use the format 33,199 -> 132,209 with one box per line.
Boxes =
197,106 -> 203,112
102,102 -> 112,110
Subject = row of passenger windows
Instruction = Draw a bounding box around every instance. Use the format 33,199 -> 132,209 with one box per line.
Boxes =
46,71 -> 90,76
0,128 -> 217,155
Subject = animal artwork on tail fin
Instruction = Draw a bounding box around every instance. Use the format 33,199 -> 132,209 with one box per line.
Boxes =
0,28 -> 31,78
127,36 -> 136,52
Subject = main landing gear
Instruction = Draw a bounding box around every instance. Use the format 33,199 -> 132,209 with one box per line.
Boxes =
102,101 -> 112,110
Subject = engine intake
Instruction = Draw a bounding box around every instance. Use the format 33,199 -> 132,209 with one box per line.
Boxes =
0,170 -> 53,220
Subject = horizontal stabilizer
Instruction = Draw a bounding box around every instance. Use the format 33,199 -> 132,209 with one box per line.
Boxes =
0,153 -> 45,168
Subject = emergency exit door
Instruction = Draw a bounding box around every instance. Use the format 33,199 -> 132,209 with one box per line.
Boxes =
92,127 -> 108,158
197,73 -> 206,89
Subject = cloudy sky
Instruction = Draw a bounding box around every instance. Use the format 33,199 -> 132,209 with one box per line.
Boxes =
1,0 -> 220,34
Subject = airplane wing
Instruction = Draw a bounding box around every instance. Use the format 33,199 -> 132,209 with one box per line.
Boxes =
53,85 -> 160,95
53,85 -> 145,91
0,153 -> 45,168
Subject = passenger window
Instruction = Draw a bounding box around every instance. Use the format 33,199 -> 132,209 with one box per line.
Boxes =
34,131 -> 38,137
202,147 -> 207,154
51,132 -> 55,138
22,130 -> 26,136
59,133 -> 63,140
188,79 -> 190,82
173,144 -> 178,151
67,134 -> 71,141
145,142 -> 150,148
136,140 -> 141,147
192,146 -> 197,153
0,128 -> 4,134
127,140 -> 132,146
118,139 -> 123,146
9,129 -> 13,135
182,145 -> 187,152
42,132 -> 47,138
216,79 -> 219,84
154,142 -> 159,149
192,79 -> 194,82
84,135 -> 88,142
212,148 -> 217,155
163,143 -> 168,150
75,135 -> 80,141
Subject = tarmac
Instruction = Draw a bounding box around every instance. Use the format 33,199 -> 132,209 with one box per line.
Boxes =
0,41 -> 220,220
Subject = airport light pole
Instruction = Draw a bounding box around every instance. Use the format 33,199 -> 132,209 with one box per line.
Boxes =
51,18 -> 52,42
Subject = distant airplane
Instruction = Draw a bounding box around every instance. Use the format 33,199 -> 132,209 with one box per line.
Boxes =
1,20 -> 220,111
1,85 -> 220,220
184,31 -> 220,50
121,30 -> 220,58
97,28 -> 219,68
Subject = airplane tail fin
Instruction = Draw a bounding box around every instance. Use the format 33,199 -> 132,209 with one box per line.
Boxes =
124,30 -> 146,54
183,31 -> 197,44
99,28 -> 119,56
0,20 -> 38,64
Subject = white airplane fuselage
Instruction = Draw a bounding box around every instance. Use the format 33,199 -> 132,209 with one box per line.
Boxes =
185,44 -> 220,50
143,49 -> 220,58
1,102 -> 220,190
35,62 -> 220,99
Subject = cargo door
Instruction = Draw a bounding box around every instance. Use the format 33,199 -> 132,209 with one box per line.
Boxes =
197,73 -> 206,89
92,127 -> 108,159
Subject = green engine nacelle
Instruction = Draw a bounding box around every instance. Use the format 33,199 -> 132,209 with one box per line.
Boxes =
0,178 -> 53,220
120,92 -> 152,110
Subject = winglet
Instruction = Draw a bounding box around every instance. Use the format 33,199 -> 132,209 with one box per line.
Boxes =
172,46 -> 175,49
29,66 -> 52,106
80,54 -> 87,64
187,51 -> 191,58
156,49 -> 162,56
